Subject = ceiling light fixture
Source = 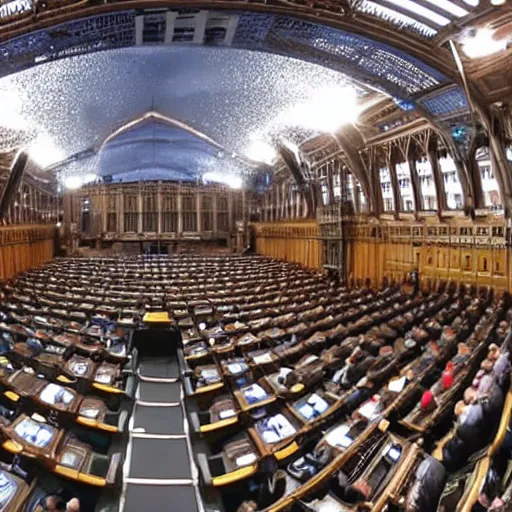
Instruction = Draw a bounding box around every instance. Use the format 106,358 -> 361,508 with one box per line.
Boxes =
461,27 -> 507,58
276,85 -> 360,133
202,171 -> 242,189
28,134 -> 64,168
63,173 -> 97,190
244,138 -> 276,165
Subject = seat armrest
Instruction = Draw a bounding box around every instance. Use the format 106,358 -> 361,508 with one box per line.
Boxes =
189,411 -> 201,434
106,452 -> 122,485
124,375 -> 136,399
178,350 -> 192,377
117,410 -> 129,432
183,375 -> 195,396
197,453 -> 212,486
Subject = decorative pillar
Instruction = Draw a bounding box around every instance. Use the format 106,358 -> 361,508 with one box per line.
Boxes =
102,187 -> 108,233
228,189 -> 233,233
212,193 -> 218,234
223,14 -> 239,46
164,11 -> 177,43
407,143 -> 423,213
117,188 -> 124,233
387,146 -> 403,216
427,134 -> 448,213
137,185 -> 143,233
177,186 -> 183,234
281,182 -> 286,219
352,175 -> 361,214
196,190 -> 202,233
326,163 -> 334,205
157,182 -> 162,234
368,158 -> 383,217
193,10 -> 207,44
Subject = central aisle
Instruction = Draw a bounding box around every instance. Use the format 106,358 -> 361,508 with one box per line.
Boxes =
122,354 -> 202,511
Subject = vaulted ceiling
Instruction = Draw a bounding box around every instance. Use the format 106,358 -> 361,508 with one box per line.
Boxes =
0,2 -> 510,195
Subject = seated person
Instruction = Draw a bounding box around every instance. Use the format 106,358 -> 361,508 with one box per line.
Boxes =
438,325 -> 458,348
443,379 -> 507,471
325,347 -> 375,395
320,344 -> 349,370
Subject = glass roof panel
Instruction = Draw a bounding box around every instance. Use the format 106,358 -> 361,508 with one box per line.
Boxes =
420,0 -> 468,17
358,1 -> 438,37
380,0 -> 452,25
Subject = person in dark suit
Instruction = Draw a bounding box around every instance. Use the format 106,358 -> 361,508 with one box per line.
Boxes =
410,269 -> 420,295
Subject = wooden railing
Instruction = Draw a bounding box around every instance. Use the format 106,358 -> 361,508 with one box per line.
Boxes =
0,224 -> 55,280
251,221 -> 322,269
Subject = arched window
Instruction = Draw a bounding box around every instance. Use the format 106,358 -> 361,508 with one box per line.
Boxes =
396,162 -> 414,211
417,158 -> 437,210
380,167 -> 394,211
439,156 -> 463,210
477,148 -> 502,213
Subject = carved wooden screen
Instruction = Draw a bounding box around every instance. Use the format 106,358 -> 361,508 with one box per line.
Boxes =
217,195 -> 229,233
182,193 -> 197,232
201,194 -> 214,232
162,193 -> 178,233
123,193 -> 138,232
142,192 -> 157,232
107,194 -> 117,232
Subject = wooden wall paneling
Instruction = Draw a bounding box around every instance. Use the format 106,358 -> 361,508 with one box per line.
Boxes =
252,221 -> 322,269
0,226 -> 54,281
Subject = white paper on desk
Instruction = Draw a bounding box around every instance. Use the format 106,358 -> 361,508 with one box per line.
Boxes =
253,353 -> 273,364
236,453 -> 257,467
388,376 -> 407,393
219,409 -> 236,419
325,425 -> 351,448
358,401 -> 380,420
227,363 -> 244,374
245,384 -> 267,400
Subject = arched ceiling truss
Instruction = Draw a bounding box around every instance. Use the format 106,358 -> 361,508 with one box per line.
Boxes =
0,1 -> 511,219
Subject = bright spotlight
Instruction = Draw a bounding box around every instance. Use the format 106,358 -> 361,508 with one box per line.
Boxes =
28,134 -> 64,168
202,171 -> 242,189
277,86 -> 360,133
244,138 -> 276,165
462,28 -> 507,58
63,174 -> 97,190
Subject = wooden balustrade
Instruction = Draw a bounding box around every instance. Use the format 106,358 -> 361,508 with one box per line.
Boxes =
0,224 -> 55,280
252,221 -> 322,269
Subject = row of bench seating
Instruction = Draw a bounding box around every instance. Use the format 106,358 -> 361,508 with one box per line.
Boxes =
0,255 -> 511,511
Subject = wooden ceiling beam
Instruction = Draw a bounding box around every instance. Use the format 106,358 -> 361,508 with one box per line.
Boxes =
0,0 -> 457,79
